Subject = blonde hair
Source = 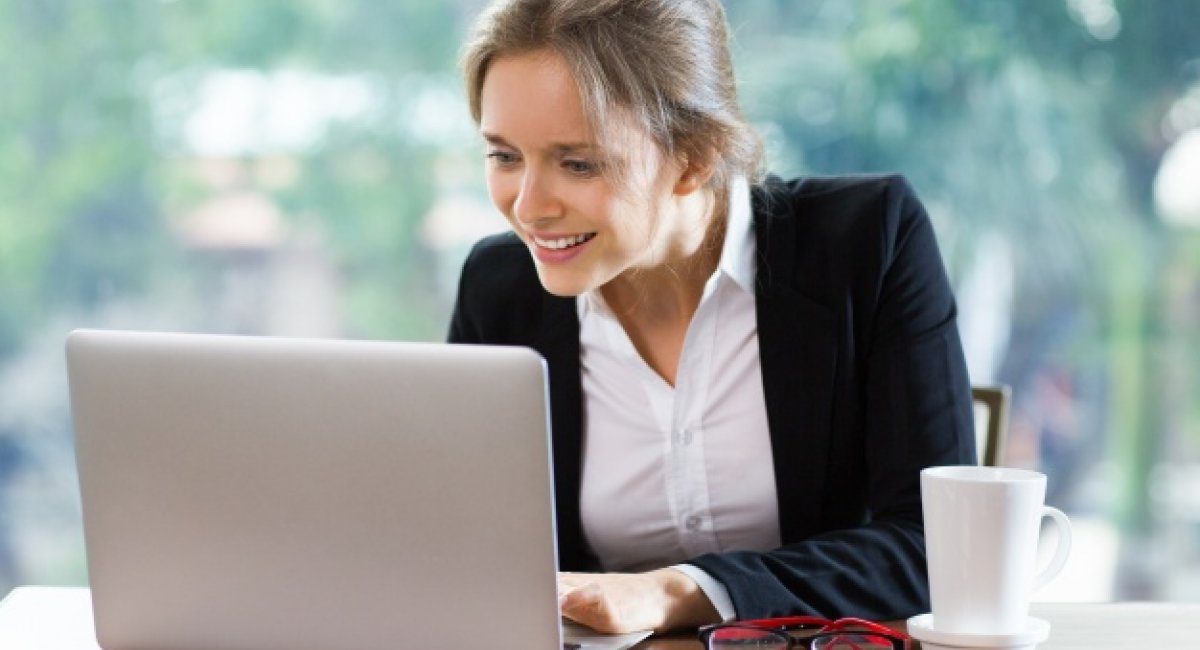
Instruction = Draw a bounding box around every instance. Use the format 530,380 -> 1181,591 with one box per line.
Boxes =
463,0 -> 763,195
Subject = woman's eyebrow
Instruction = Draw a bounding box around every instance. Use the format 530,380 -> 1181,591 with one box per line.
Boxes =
481,132 -> 596,154
481,132 -> 511,147
552,143 -> 598,155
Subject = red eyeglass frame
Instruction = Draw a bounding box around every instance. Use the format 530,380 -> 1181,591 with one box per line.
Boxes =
697,615 -> 911,649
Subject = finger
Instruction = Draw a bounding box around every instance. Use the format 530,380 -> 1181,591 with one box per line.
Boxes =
558,575 -> 585,604
559,583 -> 586,620
560,583 -> 621,633
560,582 -> 599,612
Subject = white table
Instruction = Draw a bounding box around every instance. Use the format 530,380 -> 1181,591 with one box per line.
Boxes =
3,586 -> 1200,649
0,587 -> 98,649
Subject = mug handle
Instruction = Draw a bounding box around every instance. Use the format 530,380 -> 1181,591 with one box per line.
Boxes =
1032,506 -> 1072,591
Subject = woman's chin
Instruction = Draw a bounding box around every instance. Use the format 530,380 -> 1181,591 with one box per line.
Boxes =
534,268 -> 598,298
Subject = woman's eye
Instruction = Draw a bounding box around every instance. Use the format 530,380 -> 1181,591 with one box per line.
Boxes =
563,159 -> 598,176
487,151 -> 519,166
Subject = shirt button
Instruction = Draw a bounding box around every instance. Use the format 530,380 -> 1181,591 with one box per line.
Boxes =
685,515 -> 702,531
676,429 -> 694,446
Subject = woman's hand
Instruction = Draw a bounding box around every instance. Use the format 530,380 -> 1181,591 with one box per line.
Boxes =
558,568 -> 721,634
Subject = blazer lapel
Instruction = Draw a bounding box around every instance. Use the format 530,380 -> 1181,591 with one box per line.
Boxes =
530,294 -> 592,570
753,187 -> 840,543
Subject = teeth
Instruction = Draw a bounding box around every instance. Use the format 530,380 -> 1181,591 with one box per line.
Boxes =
533,233 -> 595,250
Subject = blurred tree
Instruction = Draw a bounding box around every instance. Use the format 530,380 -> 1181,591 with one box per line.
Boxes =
0,1 -> 169,358
0,0 -> 475,360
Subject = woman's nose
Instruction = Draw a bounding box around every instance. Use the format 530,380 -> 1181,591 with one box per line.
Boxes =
513,170 -> 562,225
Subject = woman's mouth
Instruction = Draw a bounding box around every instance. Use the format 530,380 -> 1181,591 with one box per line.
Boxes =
528,232 -> 597,264
532,232 -> 596,250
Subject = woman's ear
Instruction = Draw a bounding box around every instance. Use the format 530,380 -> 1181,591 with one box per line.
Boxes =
673,152 -> 717,196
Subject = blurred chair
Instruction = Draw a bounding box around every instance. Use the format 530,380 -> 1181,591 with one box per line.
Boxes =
972,385 -> 1011,467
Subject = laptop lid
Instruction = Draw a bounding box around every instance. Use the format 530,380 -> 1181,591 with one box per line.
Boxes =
67,329 -> 564,650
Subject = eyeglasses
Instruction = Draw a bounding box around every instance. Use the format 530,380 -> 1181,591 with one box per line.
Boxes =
698,615 -> 911,649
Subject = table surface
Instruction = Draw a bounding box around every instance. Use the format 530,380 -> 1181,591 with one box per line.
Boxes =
637,602 -> 1200,648
3,586 -> 1199,649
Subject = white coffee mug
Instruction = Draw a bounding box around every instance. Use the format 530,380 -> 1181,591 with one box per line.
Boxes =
921,466 -> 1072,634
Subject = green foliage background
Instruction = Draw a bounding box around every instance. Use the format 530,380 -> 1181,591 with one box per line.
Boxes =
0,0 -> 1197,597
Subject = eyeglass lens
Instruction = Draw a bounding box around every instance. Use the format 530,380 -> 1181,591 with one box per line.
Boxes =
812,633 -> 897,649
707,626 -> 791,648
707,627 -> 898,649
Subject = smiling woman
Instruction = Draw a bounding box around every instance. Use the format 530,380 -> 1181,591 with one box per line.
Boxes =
478,49 -> 707,299
449,0 -> 976,636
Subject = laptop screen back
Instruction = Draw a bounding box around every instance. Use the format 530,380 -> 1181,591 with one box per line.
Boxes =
67,330 -> 561,650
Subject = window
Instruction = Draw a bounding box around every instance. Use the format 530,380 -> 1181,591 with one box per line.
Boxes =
1,0 -> 1197,602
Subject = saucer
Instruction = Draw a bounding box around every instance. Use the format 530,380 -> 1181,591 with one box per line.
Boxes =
906,614 -> 1050,650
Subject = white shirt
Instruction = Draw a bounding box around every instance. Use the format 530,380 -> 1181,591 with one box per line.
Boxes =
575,178 -> 778,620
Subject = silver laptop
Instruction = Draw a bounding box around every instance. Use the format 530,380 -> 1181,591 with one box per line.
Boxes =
67,329 -> 650,650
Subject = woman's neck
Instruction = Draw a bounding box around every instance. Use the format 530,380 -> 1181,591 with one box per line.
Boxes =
601,189 -> 727,329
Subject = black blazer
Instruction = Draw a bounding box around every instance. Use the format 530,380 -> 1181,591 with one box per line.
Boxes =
448,174 -> 975,621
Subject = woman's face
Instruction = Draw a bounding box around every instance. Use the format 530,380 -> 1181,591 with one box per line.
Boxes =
478,49 -> 691,297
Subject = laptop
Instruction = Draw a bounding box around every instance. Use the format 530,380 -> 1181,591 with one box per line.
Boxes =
66,329 -> 651,650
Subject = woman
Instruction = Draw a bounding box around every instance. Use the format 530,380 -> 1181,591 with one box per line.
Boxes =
449,0 -> 975,635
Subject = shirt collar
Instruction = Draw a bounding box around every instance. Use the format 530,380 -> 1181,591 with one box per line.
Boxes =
718,176 -> 756,293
